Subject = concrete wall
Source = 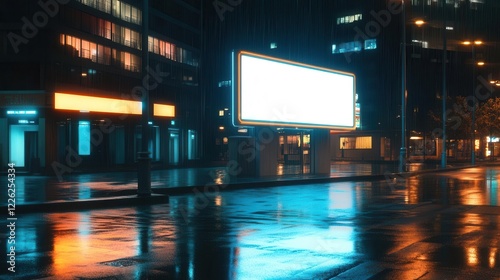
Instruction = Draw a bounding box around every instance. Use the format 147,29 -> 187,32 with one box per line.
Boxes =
228,136 -> 256,177
312,129 -> 330,174
255,127 -> 278,177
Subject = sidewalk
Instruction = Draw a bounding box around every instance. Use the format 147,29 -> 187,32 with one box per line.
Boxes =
2,161 -> 479,213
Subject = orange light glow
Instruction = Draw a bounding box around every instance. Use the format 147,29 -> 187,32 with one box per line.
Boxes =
55,92 -> 175,117
55,92 -> 142,115
463,40 -> 482,46
153,103 -> 175,117
490,248 -> 497,268
467,247 -> 479,266
215,195 -> 222,206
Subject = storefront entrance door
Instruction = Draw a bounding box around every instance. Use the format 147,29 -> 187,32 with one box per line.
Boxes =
278,131 -> 311,175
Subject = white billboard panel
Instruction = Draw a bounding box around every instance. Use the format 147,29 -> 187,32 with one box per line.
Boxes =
233,51 -> 356,129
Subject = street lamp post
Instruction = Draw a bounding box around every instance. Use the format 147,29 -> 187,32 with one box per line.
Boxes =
441,0 -> 447,168
472,43 -> 476,166
463,40 -> 482,165
399,0 -> 407,173
471,43 -> 476,165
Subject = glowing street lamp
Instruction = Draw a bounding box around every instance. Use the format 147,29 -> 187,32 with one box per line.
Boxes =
462,39 -> 483,165
399,0 -> 407,173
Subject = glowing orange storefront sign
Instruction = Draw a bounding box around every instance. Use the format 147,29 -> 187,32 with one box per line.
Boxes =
54,92 -> 175,117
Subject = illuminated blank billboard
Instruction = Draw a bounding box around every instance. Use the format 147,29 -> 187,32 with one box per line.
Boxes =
233,51 -> 356,129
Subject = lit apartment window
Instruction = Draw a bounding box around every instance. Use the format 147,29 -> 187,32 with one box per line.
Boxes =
97,18 -> 112,39
60,34 -> 137,71
81,40 -> 97,62
337,14 -> 362,25
147,36 -> 198,66
61,34 -> 81,56
77,0 -> 141,25
332,41 -> 362,54
112,24 -> 141,49
165,42 -> 172,59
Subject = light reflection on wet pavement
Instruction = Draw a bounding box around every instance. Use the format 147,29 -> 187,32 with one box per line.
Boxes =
2,166 -> 500,279
0,162 -> 428,204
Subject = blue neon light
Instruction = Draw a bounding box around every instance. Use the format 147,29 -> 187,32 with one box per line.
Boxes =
7,110 -> 37,115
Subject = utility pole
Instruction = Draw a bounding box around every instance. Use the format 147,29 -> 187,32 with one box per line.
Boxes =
138,0 -> 151,196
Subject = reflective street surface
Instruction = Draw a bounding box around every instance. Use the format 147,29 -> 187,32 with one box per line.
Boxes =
3,165 -> 500,279
0,162 -> 437,205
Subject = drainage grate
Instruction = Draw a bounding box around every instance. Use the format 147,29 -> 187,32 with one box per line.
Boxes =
100,258 -> 140,267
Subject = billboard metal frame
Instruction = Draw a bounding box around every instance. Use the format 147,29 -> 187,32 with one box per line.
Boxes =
232,50 -> 356,130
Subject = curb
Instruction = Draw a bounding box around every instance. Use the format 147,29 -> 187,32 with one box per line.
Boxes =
157,164 -> 480,195
16,194 -> 169,214
156,174 -> 389,195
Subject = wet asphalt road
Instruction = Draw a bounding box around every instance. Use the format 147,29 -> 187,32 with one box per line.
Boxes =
2,166 -> 500,279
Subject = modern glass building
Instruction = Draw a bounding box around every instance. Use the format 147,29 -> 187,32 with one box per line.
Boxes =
330,0 -> 500,161
0,0 -> 202,174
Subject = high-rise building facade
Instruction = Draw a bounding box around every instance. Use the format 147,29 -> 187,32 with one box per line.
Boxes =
0,0 -> 202,174
331,0 -> 500,161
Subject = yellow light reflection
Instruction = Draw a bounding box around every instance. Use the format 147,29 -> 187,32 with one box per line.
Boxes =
406,177 -> 419,204
462,180 -> 485,205
467,247 -> 478,266
277,164 -> 284,176
490,248 -> 497,268
215,195 -> 222,206
55,92 -> 175,117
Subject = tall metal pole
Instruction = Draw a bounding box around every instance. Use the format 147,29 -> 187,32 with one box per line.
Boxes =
471,44 -> 476,165
138,0 -> 151,196
399,0 -> 407,173
441,0 -> 447,168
